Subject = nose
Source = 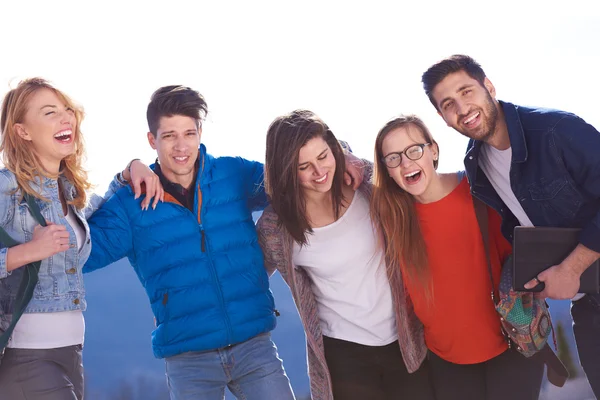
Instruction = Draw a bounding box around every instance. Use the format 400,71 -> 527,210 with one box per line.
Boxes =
173,136 -> 188,152
313,163 -> 325,177
400,153 -> 413,168
455,99 -> 469,116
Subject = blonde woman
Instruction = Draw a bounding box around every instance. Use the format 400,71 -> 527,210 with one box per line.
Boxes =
0,78 -> 160,400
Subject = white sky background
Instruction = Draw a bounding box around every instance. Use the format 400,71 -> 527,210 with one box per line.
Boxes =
1,1 -> 599,193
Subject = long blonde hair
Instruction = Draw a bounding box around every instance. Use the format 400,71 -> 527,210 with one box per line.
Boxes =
0,78 -> 91,209
371,115 -> 439,300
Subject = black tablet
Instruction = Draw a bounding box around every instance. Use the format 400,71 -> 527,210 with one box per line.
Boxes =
512,226 -> 600,293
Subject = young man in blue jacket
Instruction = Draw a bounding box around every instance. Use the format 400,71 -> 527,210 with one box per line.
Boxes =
421,54 -> 600,396
83,85 -> 296,400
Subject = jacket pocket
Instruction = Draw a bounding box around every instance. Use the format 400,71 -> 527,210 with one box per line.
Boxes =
528,179 -> 583,221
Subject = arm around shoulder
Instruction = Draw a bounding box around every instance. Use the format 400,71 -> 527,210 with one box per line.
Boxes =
257,208 -> 288,278
84,192 -> 134,273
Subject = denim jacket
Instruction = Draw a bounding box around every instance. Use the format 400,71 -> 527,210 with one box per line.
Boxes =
464,100 -> 600,252
0,169 -> 123,322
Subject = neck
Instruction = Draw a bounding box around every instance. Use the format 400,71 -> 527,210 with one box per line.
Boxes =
414,172 -> 457,204
486,103 -> 511,150
162,170 -> 195,190
303,189 -> 332,208
39,157 -> 61,177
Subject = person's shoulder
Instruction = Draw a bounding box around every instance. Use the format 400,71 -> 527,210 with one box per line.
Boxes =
514,102 -> 581,130
0,168 -> 18,192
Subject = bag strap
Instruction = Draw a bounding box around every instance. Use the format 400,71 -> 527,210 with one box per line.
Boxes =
472,195 -> 498,304
471,194 -> 569,387
0,193 -> 45,353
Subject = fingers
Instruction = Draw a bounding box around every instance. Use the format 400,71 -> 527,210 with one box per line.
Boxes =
523,278 -> 538,290
152,185 -> 163,210
139,175 -> 162,210
133,178 -> 142,200
344,172 -> 352,186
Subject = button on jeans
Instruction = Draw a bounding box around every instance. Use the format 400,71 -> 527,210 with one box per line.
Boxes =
165,332 -> 295,400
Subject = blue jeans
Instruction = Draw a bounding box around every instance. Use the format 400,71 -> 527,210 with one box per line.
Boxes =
165,332 -> 295,400
572,293 -> 600,398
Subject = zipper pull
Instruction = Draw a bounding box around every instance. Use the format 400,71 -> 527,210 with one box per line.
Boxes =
201,229 -> 206,252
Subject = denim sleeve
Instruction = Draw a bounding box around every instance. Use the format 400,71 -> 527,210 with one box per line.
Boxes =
83,192 -> 133,273
554,115 -> 600,252
241,158 -> 268,212
0,172 -> 14,279
0,247 -> 8,280
84,174 -> 127,220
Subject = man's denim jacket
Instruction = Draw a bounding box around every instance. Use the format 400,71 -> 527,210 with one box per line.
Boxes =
0,169 -> 123,328
464,100 -> 600,253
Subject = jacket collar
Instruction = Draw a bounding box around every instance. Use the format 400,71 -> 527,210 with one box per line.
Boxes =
499,100 -> 528,163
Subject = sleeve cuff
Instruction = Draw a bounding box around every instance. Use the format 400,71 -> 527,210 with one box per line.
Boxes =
0,247 -> 9,279
579,222 -> 600,254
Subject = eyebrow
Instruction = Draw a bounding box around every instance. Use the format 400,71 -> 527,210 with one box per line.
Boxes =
299,148 -> 328,166
40,105 -> 57,111
438,84 -> 475,108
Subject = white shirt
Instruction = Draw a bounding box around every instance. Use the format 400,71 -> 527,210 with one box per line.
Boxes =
292,190 -> 397,346
8,206 -> 86,349
479,144 -> 533,227
479,144 -> 585,301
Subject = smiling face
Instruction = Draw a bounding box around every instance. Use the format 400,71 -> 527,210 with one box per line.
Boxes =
14,88 -> 77,173
148,115 -> 200,189
297,136 -> 337,197
432,70 -> 499,143
381,124 -> 439,199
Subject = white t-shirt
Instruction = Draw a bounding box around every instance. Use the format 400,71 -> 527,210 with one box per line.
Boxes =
292,190 -> 397,346
479,144 -> 533,227
479,144 -> 584,301
8,206 -> 86,349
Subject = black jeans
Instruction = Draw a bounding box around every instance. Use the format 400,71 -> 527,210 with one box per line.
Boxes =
572,293 -> 600,398
427,347 -> 544,400
322,336 -> 435,400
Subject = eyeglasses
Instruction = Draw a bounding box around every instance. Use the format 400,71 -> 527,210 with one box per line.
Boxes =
382,143 -> 431,168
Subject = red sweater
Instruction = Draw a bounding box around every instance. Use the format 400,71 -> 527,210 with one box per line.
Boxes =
405,177 -> 511,364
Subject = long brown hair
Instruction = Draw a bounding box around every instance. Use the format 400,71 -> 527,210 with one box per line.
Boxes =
264,109 -> 346,245
0,78 -> 91,208
371,115 -> 439,297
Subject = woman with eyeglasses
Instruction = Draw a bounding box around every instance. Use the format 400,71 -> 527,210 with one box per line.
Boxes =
371,115 -> 545,400
257,110 -> 434,400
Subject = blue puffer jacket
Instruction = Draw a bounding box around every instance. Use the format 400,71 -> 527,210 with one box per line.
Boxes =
84,145 -> 276,359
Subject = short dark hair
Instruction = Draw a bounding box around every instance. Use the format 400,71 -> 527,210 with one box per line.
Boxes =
422,55 -> 487,110
264,109 -> 346,246
146,85 -> 208,136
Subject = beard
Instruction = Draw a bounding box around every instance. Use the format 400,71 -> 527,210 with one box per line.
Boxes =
457,91 -> 499,142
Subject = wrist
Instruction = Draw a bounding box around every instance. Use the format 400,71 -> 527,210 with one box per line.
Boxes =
122,159 -> 141,182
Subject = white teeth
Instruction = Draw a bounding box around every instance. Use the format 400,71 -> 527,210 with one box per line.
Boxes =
404,171 -> 420,178
315,174 -> 327,183
464,112 -> 479,124
174,157 -> 188,161
54,130 -> 72,139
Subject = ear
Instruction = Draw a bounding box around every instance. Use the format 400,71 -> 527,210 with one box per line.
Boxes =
147,132 -> 157,150
484,77 -> 496,98
14,123 -> 32,141
432,142 -> 440,160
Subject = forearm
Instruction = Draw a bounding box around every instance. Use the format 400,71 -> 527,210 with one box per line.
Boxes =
564,243 -> 600,276
5,243 -> 38,272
